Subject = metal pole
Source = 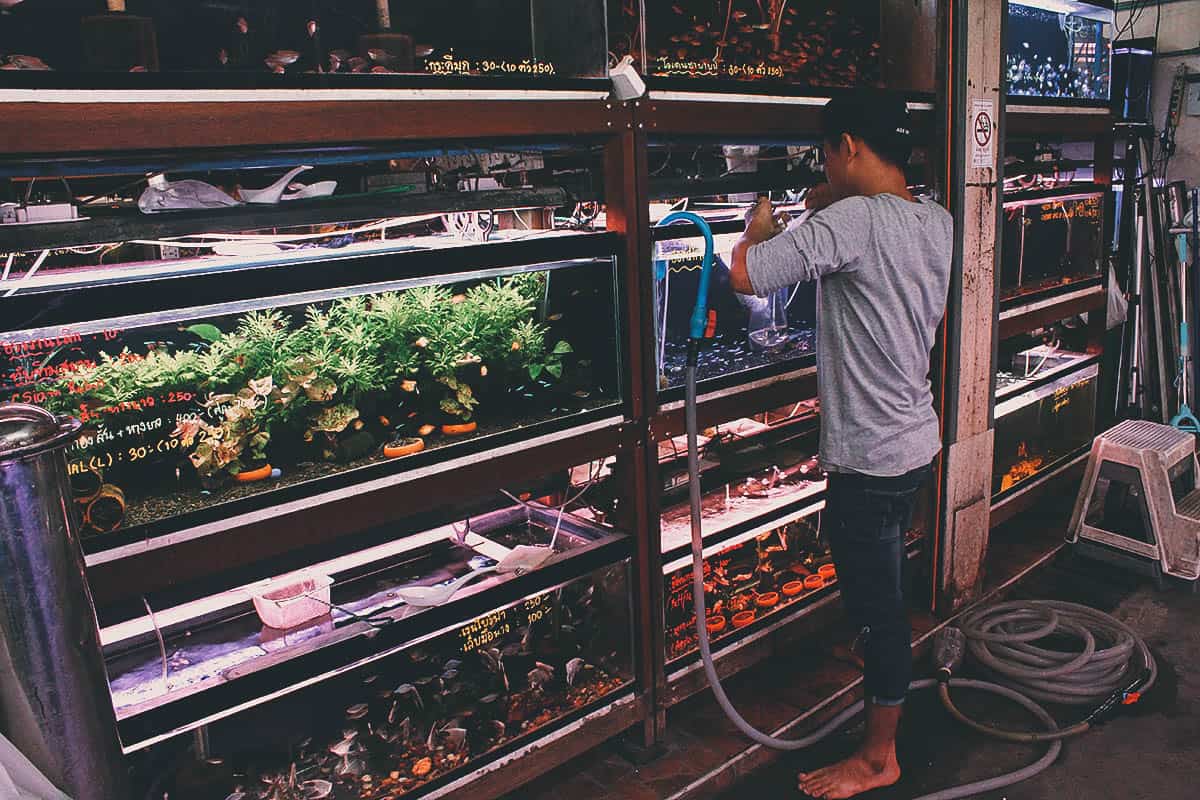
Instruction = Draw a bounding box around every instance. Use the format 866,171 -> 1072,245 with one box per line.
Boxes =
0,404 -> 129,799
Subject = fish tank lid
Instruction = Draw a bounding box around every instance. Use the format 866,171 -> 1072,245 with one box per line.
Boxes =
1009,0 -> 1115,21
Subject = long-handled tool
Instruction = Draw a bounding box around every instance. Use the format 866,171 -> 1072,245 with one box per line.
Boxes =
1170,192 -> 1198,432
658,209 -> 1155,800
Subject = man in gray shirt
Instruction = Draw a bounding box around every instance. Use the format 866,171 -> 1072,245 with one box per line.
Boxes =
730,94 -> 952,799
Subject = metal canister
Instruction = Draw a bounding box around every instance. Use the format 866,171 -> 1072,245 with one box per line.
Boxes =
0,403 -> 128,799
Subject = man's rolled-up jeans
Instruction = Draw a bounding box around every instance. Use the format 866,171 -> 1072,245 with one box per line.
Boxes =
824,464 -> 930,706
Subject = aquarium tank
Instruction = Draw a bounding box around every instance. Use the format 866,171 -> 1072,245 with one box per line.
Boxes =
1005,0 -> 1113,102
651,187 -> 818,393
614,0 -> 940,93
0,256 -> 621,544
1000,190 -> 1104,302
663,505 -> 831,661
993,362 -> 1098,496
119,551 -> 633,797
0,0 -> 608,86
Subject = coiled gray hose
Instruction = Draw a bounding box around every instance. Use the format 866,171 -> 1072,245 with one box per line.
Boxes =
684,361 -> 1153,799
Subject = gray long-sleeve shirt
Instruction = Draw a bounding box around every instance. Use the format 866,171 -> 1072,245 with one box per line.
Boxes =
746,194 -> 953,476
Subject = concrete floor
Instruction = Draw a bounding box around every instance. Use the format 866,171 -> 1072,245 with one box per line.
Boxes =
715,556 -> 1200,800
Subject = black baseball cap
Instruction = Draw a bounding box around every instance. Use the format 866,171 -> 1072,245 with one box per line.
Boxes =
821,92 -> 913,168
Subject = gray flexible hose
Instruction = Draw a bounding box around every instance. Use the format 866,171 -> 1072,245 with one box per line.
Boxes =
958,600 -> 1157,706
683,361 -> 1150,799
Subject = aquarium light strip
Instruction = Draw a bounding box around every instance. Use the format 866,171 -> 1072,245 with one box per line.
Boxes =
4,255 -> 607,346
0,88 -> 610,104
649,91 -> 935,112
995,351 -> 1097,401
998,282 -> 1105,322
661,499 -> 826,575
1010,0 -> 1115,22
86,414 -> 623,569
994,363 -> 1100,418
117,565 -> 631,752
420,691 -> 640,800
1007,103 -> 1112,115
1002,189 -> 1106,208
658,364 -> 818,414
0,228 -> 578,294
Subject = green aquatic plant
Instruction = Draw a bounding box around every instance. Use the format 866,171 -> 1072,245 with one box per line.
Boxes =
43,348 -> 205,415
33,269 -> 575,461
175,377 -> 280,480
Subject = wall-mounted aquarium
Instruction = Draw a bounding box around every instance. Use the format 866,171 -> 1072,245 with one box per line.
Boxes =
0,0 -> 608,87
993,362 -> 1098,496
612,0 -> 939,94
663,504 -> 831,662
1005,0 -> 1113,103
121,549 -> 633,797
1001,190 -> 1104,303
650,172 -> 818,395
0,243 -> 621,545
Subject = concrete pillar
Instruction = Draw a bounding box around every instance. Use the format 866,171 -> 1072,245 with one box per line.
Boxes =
938,0 -> 1003,613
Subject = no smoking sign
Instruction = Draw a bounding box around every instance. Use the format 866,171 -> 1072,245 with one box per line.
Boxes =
971,98 -> 996,168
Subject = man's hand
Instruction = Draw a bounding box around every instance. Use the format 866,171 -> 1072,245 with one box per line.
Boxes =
731,198 -> 784,295
743,196 -> 785,244
805,183 -> 835,212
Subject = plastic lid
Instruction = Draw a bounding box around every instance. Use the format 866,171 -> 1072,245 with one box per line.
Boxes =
0,403 -> 81,461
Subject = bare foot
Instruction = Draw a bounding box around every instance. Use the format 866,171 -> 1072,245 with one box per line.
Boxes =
797,750 -> 901,799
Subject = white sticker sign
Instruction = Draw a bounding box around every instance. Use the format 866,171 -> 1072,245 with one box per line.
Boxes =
971,98 -> 996,169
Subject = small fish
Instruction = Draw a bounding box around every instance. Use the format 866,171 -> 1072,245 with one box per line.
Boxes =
546,313 -> 563,321
443,727 -> 468,750
346,703 -> 369,720
566,657 -> 586,687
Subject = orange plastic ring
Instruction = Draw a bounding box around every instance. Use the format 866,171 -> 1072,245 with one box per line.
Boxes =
782,580 -> 805,597
383,438 -> 425,458
706,616 -> 727,635
234,464 -> 273,483
818,564 -> 837,580
731,610 -> 756,628
441,421 -> 478,436
804,574 -> 825,590
755,591 -> 780,609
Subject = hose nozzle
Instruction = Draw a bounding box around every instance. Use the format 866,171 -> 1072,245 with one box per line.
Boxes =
932,626 -> 966,682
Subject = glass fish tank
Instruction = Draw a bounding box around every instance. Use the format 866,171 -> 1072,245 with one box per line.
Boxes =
1000,190 -> 1104,303
663,505 -> 831,662
113,508 -> 633,797
651,187 -> 818,395
1,255 -> 620,546
0,143 -> 621,547
103,500 -> 631,750
1006,0 -> 1113,103
614,0 -> 939,93
0,0 -> 608,86
993,362 -> 1098,497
